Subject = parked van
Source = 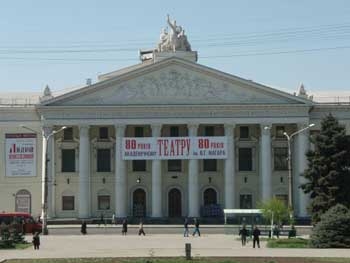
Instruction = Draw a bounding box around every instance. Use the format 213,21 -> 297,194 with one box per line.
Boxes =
0,212 -> 42,234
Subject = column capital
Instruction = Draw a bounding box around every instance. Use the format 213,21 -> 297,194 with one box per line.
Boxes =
224,124 -> 236,136
151,124 -> 162,137
260,123 -> 272,135
42,126 -> 53,138
114,125 -> 126,137
187,123 -> 199,137
79,125 -> 90,137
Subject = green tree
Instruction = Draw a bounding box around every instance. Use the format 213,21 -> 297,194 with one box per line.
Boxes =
301,114 -> 350,224
258,198 -> 290,226
310,204 -> 350,248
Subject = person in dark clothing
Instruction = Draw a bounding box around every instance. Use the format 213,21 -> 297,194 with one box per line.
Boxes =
99,213 -> 105,226
252,225 -> 261,248
32,232 -> 40,250
122,219 -> 128,235
138,220 -> 146,236
81,220 -> 87,235
239,225 -> 248,246
183,217 -> 189,237
192,218 -> 200,237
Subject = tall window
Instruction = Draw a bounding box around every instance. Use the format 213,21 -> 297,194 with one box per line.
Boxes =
168,126 -> 181,171
203,126 -> 217,171
61,149 -> 75,172
170,126 -> 179,137
168,160 -> 182,172
239,148 -> 252,171
203,159 -> 217,171
274,147 -> 288,170
133,127 -> 146,171
63,127 -> 73,140
97,149 -> 111,172
98,195 -> 110,210
134,127 -> 144,137
133,160 -> 146,172
99,127 -> 108,139
240,126 -> 249,139
62,196 -> 75,210
240,194 -> 252,209
204,126 -> 215,136
276,126 -> 285,138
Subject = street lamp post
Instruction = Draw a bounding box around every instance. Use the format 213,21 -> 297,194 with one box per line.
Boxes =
283,123 -> 314,217
20,125 -> 66,235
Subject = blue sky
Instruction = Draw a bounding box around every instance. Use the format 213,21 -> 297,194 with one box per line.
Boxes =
1,0 -> 350,94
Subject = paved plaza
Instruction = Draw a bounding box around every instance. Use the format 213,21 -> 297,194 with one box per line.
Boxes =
1,232 -> 350,261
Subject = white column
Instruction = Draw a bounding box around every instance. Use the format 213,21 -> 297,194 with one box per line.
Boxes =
151,124 -> 162,217
224,124 -> 235,209
115,125 -> 127,217
44,127 -> 56,218
188,124 -> 199,217
78,125 -> 90,218
296,123 -> 310,217
260,124 -> 272,201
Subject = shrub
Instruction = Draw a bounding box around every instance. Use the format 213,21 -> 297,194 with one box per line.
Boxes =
310,204 -> 350,248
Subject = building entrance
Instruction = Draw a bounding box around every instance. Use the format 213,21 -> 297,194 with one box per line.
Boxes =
133,188 -> 146,217
168,188 -> 182,217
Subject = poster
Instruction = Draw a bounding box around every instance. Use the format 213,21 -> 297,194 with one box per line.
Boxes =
122,136 -> 227,160
5,133 -> 37,177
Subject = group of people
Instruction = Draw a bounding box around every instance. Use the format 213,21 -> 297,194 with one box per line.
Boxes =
239,225 -> 261,248
183,217 -> 201,237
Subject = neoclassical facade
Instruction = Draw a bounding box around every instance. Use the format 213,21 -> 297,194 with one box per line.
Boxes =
1,18 -> 350,221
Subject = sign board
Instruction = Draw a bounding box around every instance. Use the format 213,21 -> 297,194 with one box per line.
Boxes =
5,133 -> 37,177
122,136 -> 227,160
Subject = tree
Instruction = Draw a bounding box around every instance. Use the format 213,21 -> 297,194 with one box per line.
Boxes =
301,114 -> 350,224
258,198 -> 290,226
310,204 -> 350,248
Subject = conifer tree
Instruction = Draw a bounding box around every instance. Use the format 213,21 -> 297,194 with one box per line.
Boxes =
301,114 -> 350,223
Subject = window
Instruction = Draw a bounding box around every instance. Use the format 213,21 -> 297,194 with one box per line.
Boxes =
240,126 -> 249,139
99,127 -> 108,139
63,127 -> 73,140
134,127 -> 144,137
62,149 -> 75,172
274,147 -> 288,170
62,196 -> 74,210
203,159 -> 217,171
97,149 -> 111,172
133,160 -> 146,171
204,126 -> 215,136
170,126 -> 179,137
240,194 -> 252,209
168,160 -> 182,172
276,126 -> 285,138
239,148 -> 252,171
98,195 -> 110,210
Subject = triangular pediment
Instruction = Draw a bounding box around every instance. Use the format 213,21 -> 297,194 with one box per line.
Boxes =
43,57 -> 311,106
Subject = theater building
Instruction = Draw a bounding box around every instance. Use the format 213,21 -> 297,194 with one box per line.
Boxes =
1,18 -> 350,221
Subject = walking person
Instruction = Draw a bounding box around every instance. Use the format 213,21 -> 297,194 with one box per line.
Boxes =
239,224 -> 248,246
81,220 -> 87,235
252,225 -> 261,248
112,213 -> 116,225
32,232 -> 40,250
138,220 -> 146,236
122,219 -> 128,235
192,218 -> 201,237
183,217 -> 189,237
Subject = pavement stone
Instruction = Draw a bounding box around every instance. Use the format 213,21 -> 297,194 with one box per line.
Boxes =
1,234 -> 350,261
